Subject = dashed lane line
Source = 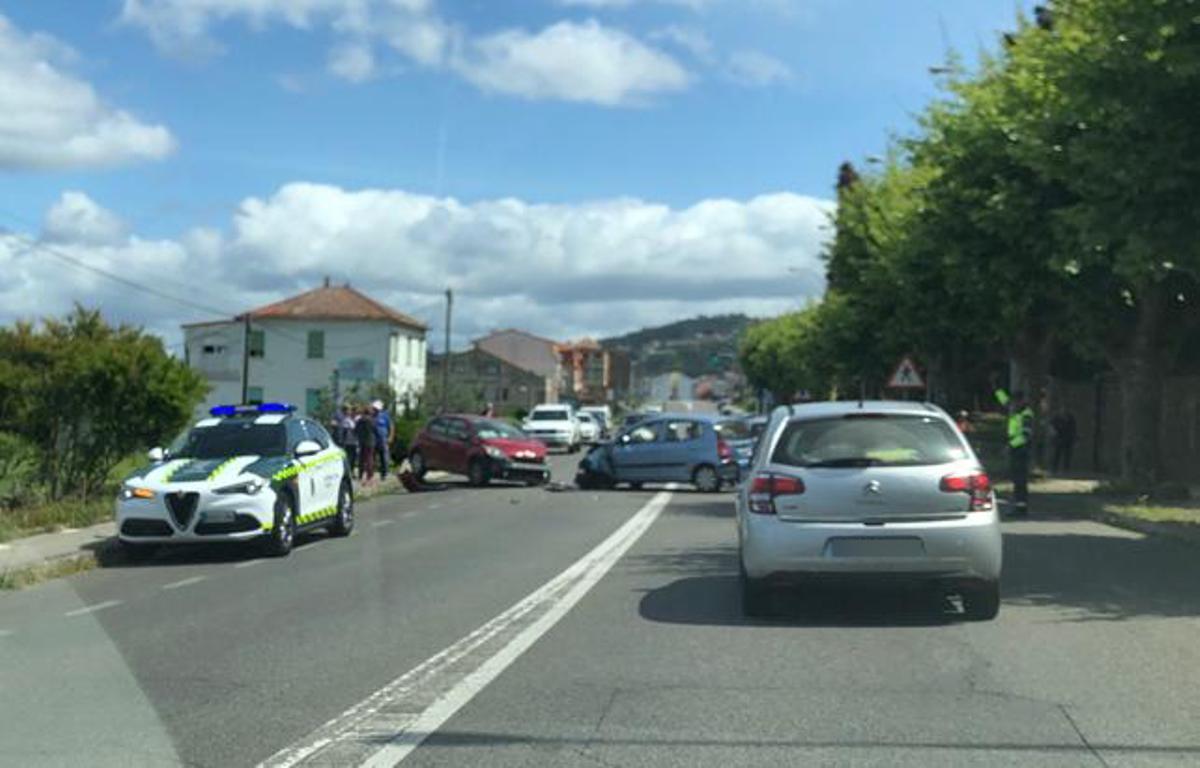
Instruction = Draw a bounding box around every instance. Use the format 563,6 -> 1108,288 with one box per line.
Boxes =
162,576 -> 207,591
63,600 -> 122,618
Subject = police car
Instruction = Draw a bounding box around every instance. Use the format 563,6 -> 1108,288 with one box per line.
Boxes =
116,403 -> 353,558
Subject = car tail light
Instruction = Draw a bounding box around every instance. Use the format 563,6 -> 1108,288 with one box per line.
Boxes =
940,472 -> 993,511
717,439 -> 734,461
747,473 -> 804,515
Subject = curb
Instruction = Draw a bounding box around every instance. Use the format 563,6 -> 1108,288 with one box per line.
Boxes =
1091,510 -> 1200,546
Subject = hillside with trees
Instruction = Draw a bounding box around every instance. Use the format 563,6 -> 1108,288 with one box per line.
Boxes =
604,314 -> 752,378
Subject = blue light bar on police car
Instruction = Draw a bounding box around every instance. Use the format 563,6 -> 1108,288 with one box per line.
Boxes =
209,403 -> 296,417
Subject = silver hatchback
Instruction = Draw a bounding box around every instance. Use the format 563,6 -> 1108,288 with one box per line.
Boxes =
736,401 -> 1002,620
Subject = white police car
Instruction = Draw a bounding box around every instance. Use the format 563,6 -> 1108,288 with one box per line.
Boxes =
116,403 -> 353,558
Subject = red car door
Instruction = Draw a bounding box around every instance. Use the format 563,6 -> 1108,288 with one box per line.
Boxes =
444,418 -> 472,475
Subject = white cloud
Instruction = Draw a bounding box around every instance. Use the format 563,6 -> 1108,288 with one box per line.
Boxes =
0,15 -> 174,170
726,50 -> 792,86
1,184 -> 832,345
453,20 -> 689,106
650,25 -> 713,61
42,192 -> 130,246
327,41 -> 375,82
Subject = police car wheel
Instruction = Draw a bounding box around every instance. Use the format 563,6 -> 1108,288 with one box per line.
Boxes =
264,491 -> 296,557
328,480 -> 354,537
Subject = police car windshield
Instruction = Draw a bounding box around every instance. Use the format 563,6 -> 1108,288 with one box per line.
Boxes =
177,421 -> 288,459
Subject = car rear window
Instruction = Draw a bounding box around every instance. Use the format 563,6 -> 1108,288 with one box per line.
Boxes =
770,415 -> 968,468
530,410 -> 569,421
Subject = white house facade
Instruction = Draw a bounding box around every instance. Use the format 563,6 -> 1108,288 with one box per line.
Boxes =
183,283 -> 427,416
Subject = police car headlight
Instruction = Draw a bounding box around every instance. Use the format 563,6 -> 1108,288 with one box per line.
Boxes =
120,486 -> 155,501
213,477 -> 267,496
484,445 -> 507,460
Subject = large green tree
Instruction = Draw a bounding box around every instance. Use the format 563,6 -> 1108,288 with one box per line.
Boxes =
0,307 -> 208,498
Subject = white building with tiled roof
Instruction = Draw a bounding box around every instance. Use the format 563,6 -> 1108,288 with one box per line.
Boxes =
183,280 -> 428,415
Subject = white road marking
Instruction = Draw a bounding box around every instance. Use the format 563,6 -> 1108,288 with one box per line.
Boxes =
260,491 -> 673,768
371,520 -> 395,528
0,543 -> 11,551
64,600 -> 122,618
59,527 -> 78,534
234,559 -> 264,569
0,629 -> 13,638
427,503 -> 441,510
161,576 -> 207,591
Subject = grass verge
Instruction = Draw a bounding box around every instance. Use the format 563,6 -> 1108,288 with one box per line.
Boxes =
0,499 -> 112,543
1101,502 -> 1200,527
0,553 -> 98,590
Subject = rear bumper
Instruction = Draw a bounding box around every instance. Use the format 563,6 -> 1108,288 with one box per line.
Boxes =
527,433 -> 573,447
739,509 -> 1002,582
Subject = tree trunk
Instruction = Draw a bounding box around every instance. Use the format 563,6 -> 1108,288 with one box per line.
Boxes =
1114,284 -> 1166,488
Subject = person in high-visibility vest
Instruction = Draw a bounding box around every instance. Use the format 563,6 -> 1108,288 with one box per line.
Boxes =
995,388 -> 1034,516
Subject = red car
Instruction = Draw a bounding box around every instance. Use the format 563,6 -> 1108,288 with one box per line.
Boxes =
408,415 -> 551,486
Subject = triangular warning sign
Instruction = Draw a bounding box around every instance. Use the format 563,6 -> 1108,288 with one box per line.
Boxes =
887,356 -> 925,389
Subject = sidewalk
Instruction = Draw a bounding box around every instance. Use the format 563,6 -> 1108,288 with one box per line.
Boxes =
0,520 -> 115,574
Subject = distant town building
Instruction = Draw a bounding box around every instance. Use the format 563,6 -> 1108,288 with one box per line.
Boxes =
426,348 -> 550,414
557,338 -> 631,404
641,371 -> 696,404
473,329 -> 562,403
183,281 -> 427,415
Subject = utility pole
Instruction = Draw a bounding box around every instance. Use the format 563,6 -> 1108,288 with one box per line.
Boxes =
241,314 -> 251,404
441,288 -> 452,412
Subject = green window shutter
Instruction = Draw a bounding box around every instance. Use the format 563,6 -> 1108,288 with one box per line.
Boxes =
248,330 -> 265,357
307,330 -> 325,359
246,386 -> 264,404
305,388 -> 322,415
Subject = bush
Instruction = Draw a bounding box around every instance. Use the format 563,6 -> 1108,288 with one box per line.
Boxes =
0,432 -> 41,510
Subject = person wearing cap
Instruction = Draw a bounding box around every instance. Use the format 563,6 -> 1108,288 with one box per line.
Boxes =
372,399 -> 394,478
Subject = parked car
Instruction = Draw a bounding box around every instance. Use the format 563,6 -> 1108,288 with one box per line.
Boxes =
409,415 -> 550,486
575,412 -> 601,444
580,405 -> 613,438
736,401 -> 1002,620
713,417 -> 755,475
575,414 -> 740,492
522,404 -> 581,452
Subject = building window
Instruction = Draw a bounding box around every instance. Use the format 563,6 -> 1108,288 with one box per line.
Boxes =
246,386 -> 264,404
307,330 -> 324,359
501,387 -> 509,401
248,330 -> 265,358
202,344 -> 226,355
305,388 -> 322,416
406,337 -> 413,366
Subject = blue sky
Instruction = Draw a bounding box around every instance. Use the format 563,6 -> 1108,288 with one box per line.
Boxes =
0,0 -> 1031,344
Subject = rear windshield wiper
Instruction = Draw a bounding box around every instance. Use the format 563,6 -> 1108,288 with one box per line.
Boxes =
803,457 -> 883,468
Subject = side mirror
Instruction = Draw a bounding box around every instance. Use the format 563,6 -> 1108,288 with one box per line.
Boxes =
294,439 -> 322,458
147,447 -> 166,463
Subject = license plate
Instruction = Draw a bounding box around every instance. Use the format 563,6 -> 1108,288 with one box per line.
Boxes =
826,537 -> 924,558
202,509 -> 236,524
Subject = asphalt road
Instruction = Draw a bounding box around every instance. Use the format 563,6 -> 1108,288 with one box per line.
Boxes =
2,454 -> 1199,767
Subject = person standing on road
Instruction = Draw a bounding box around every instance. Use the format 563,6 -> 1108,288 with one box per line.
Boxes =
995,387 -> 1034,516
337,406 -> 359,477
355,406 -> 377,484
1051,408 -> 1077,473
372,400 -> 393,478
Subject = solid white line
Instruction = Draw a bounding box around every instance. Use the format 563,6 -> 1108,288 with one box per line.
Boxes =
0,629 -> 13,638
371,520 -> 395,528
162,575 -> 206,591
0,543 -> 11,551
234,558 -> 264,569
64,600 -> 122,617
260,491 -> 672,768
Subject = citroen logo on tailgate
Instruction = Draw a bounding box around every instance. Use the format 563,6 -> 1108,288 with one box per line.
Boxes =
863,480 -> 882,496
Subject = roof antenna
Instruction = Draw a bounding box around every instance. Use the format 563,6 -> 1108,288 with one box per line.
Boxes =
858,376 -> 865,409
